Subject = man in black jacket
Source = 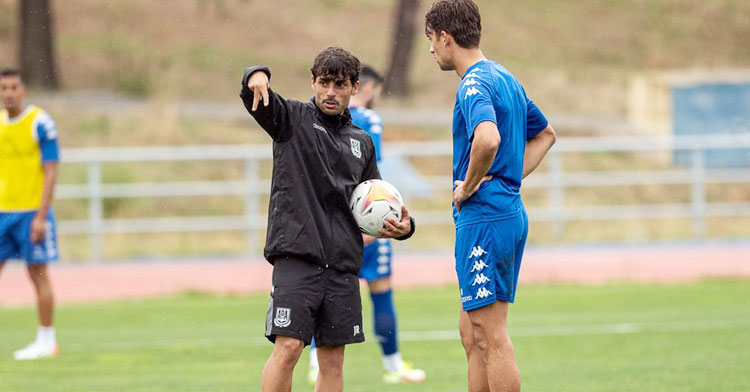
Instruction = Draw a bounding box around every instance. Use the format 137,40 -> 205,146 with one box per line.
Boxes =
241,47 -> 415,392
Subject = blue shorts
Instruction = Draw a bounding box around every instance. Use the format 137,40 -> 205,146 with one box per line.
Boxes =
358,239 -> 392,282
0,210 -> 59,264
455,209 -> 528,311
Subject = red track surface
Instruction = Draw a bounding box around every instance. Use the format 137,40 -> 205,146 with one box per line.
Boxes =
1,243 -> 748,307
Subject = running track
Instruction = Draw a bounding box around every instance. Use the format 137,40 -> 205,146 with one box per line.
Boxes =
1,243 -> 748,306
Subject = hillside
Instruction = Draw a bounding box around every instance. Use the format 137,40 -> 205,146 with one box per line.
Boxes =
1,0 -> 748,117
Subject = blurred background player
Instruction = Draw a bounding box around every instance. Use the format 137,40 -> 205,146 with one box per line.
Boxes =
0,69 -> 61,360
425,1 -> 556,391
308,66 -> 426,385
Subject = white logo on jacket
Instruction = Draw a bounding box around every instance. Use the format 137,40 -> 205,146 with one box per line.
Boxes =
350,138 -> 362,159
312,123 -> 328,133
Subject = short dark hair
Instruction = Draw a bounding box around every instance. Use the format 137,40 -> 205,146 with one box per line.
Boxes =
359,65 -> 384,86
425,0 -> 482,49
0,68 -> 23,82
311,47 -> 361,85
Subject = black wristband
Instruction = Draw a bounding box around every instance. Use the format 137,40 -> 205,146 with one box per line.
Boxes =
395,216 -> 416,241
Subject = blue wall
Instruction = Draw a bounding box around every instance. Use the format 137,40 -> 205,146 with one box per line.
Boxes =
672,83 -> 750,168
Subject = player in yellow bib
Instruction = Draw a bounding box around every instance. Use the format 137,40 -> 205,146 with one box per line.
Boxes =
0,69 -> 60,360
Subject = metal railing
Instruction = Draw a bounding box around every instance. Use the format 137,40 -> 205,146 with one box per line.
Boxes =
57,134 -> 750,261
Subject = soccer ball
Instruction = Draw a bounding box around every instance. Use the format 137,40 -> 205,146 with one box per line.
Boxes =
349,179 -> 404,236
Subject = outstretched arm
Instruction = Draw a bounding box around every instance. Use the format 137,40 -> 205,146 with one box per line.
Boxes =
522,125 -> 556,178
239,66 -> 293,142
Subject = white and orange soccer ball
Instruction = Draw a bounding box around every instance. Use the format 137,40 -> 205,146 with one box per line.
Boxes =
349,179 -> 404,236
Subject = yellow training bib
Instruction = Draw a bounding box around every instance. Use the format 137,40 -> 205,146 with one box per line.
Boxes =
0,106 -> 46,211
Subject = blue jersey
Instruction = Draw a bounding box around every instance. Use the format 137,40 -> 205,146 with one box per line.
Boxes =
452,60 -> 548,227
350,107 -> 383,162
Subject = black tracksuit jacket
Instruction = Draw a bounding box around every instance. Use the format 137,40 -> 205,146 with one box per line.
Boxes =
239,66 -> 414,274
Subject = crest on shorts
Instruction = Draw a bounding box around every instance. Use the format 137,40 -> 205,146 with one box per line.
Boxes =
350,138 -> 362,159
274,307 -> 291,328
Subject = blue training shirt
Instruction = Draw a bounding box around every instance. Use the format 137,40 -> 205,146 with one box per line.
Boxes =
452,60 -> 548,227
350,106 -> 383,162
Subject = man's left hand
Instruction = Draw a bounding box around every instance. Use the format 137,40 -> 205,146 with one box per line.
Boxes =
453,175 -> 492,212
378,205 -> 411,238
30,213 -> 46,244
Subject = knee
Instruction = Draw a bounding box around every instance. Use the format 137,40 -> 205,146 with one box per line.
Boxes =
471,323 -> 511,356
460,325 -> 476,353
27,266 -> 50,286
317,348 -> 345,374
273,338 -> 304,365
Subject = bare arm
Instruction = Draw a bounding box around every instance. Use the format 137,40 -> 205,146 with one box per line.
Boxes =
453,121 -> 498,211
31,162 -> 58,243
522,125 -> 556,178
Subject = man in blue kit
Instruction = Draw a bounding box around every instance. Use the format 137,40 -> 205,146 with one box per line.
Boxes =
308,66 -> 426,385
425,1 -> 557,391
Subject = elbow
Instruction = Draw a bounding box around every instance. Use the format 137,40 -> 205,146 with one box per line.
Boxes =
544,125 -> 557,146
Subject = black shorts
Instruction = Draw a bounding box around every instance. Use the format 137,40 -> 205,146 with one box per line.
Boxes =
264,256 -> 365,346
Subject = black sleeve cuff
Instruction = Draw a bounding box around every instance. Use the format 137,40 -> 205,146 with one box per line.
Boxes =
395,217 -> 416,241
240,65 -> 271,95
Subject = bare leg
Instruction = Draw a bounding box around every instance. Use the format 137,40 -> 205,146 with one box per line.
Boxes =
367,276 -> 391,294
460,310 -> 490,392
27,264 -> 54,327
466,301 -> 520,392
315,344 -> 345,392
261,336 -> 304,392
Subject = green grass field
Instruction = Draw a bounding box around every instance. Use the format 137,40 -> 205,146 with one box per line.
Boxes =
2,280 -> 749,391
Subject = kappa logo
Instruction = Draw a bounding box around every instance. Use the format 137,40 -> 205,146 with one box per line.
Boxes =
350,137 -> 362,159
469,246 -> 488,259
476,287 -> 494,299
464,87 -> 482,99
312,123 -> 327,133
273,307 -> 291,328
463,78 -> 480,87
465,70 -> 482,79
353,325 -> 361,336
472,273 -> 490,286
460,288 -> 472,303
470,259 -> 490,273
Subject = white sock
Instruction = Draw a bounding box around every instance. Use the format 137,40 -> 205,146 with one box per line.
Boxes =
309,348 -> 319,371
37,326 -> 56,346
383,352 -> 403,373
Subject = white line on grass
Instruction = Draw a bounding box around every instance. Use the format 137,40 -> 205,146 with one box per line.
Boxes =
401,319 -> 750,341
56,319 -> 750,353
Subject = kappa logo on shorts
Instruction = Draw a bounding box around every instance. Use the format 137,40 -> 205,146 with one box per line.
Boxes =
472,273 -> 490,286
460,289 -> 473,303
470,259 -> 489,273
350,138 -> 362,159
274,307 -> 291,328
353,325 -> 361,336
476,287 -> 494,299
469,246 -> 488,259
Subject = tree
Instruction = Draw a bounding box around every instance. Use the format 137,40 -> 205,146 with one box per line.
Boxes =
384,0 -> 419,97
19,0 -> 58,89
